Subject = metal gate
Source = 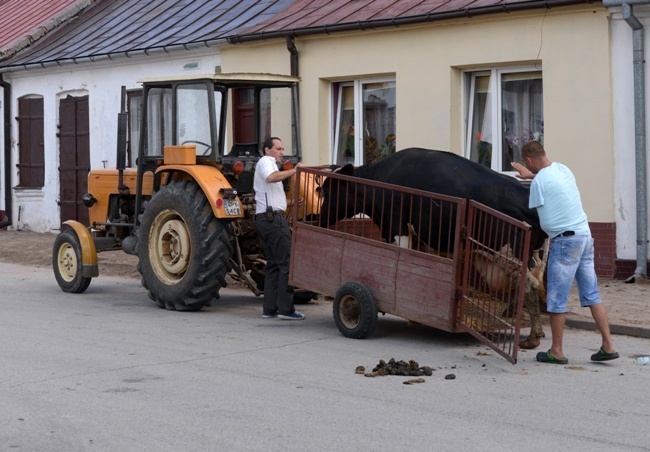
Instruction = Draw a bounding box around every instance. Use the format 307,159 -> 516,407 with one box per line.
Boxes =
458,200 -> 532,364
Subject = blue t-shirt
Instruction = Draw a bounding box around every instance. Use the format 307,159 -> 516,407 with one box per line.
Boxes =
529,162 -> 591,238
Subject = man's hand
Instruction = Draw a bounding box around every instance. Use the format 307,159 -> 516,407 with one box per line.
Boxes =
511,162 -> 534,180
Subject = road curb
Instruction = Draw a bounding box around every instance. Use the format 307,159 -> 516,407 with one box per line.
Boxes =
566,316 -> 650,339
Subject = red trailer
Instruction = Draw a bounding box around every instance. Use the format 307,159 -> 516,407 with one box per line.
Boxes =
288,166 -> 533,364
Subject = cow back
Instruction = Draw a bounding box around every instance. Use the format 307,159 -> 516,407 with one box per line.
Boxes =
353,148 -> 545,249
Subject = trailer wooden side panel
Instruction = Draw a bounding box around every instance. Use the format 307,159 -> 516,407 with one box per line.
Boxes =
291,223 -> 458,332
291,225 -> 343,297
394,252 -> 456,331
341,239 -> 398,312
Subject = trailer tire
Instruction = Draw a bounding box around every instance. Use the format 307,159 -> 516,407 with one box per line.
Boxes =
52,229 -> 92,293
333,281 -> 377,339
137,180 -> 233,311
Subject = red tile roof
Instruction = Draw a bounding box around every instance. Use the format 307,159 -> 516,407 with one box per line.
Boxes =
235,0 -> 595,40
0,0 -> 94,59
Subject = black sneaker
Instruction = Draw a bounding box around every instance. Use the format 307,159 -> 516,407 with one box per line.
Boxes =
262,311 -> 277,319
278,311 -> 305,320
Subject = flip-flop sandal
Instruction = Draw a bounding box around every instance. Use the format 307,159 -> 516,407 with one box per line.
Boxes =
591,347 -> 620,361
536,350 -> 568,365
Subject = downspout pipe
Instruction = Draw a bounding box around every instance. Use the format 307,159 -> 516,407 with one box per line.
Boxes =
625,5 -> 650,279
604,0 -> 649,279
286,35 -> 301,159
286,35 -> 298,77
0,74 -> 11,229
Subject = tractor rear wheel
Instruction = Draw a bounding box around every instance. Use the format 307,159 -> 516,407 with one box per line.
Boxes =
332,281 -> 377,339
137,180 -> 233,311
52,229 -> 92,293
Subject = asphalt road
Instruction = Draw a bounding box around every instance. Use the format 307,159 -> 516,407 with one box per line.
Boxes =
1,262 -> 649,452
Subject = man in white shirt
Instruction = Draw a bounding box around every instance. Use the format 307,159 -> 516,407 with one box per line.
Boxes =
512,141 -> 618,364
253,137 -> 305,320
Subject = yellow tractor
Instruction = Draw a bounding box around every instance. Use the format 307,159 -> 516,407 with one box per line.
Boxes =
52,73 -> 318,310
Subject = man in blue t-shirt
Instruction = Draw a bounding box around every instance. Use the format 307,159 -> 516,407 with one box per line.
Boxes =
511,141 -> 618,365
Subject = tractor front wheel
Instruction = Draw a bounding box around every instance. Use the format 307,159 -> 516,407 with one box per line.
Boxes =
52,229 -> 92,293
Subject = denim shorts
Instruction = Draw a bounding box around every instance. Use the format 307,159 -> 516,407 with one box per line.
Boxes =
546,235 -> 602,313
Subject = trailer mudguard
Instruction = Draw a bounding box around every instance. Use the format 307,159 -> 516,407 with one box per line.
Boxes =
156,165 -> 244,219
62,220 -> 99,277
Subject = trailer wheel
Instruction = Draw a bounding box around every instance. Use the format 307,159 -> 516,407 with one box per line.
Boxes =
137,180 -> 233,311
52,229 -> 92,293
333,281 -> 377,339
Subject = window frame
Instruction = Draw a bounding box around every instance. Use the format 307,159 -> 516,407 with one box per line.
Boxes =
463,66 -> 543,174
331,77 -> 396,166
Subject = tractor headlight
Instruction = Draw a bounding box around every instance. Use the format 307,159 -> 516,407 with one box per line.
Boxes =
81,193 -> 98,208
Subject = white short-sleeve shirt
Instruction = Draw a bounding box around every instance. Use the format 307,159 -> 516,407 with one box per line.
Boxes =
254,155 -> 287,214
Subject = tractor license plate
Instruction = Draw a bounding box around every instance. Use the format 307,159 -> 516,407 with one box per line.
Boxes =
224,199 -> 241,216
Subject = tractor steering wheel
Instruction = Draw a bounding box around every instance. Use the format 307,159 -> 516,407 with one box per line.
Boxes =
181,140 -> 212,155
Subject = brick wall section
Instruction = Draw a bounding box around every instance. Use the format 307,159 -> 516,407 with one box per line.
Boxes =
590,222 -> 616,278
614,259 -> 637,280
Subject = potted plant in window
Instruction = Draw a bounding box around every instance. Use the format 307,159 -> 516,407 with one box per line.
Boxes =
365,134 -> 396,164
341,120 -> 355,164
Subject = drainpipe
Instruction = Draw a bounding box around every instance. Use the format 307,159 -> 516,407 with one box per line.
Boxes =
286,35 -> 299,77
0,74 -> 11,229
286,35 -> 301,158
626,4 -> 650,279
603,0 -> 649,279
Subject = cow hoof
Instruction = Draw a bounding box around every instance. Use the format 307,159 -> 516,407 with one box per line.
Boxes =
519,337 -> 541,349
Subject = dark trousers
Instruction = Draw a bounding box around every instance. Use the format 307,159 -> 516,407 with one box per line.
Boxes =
255,213 -> 294,315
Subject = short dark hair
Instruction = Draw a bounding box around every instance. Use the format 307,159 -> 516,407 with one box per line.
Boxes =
262,137 -> 281,153
521,140 -> 545,159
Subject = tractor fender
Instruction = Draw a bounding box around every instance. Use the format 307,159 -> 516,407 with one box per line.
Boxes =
62,220 -> 99,277
156,165 -> 244,219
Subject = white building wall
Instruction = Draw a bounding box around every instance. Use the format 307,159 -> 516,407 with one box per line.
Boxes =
1,48 -> 221,233
609,6 -> 650,261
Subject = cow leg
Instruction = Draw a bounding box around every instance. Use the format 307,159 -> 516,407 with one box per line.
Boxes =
519,286 -> 544,349
519,242 -> 549,349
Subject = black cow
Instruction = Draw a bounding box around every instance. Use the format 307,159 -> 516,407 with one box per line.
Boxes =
319,148 -> 548,348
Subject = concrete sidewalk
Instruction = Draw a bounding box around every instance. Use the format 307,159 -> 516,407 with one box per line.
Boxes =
564,277 -> 650,339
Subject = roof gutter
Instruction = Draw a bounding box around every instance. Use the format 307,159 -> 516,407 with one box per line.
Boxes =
603,0 -> 649,280
226,0 -> 596,44
0,74 -> 12,229
0,38 -> 228,74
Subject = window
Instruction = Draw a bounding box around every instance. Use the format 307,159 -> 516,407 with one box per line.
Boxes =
230,86 -> 294,155
464,69 -> 543,172
144,87 -> 172,157
127,91 -> 142,167
16,96 -> 45,188
332,79 -> 396,166
177,83 -> 212,155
